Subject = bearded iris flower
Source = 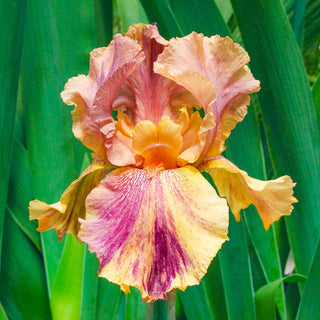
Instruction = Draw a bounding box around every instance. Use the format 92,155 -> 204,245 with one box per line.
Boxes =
29,24 -> 297,302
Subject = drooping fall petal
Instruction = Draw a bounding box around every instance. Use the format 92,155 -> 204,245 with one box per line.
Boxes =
29,161 -> 112,240
79,166 -> 229,302
201,157 -> 297,230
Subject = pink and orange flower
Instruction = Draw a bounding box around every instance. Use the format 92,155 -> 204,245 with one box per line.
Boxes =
29,24 -> 297,302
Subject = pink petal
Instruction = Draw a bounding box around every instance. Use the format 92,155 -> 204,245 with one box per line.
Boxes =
61,34 -> 145,158
79,166 -> 229,302
118,24 -> 193,124
154,33 -> 260,157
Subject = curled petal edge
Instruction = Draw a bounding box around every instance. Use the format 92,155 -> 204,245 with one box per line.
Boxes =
79,165 -> 229,302
29,161 -> 112,241
200,157 -> 297,230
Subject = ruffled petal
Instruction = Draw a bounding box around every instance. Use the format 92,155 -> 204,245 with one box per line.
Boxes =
79,166 -> 229,302
29,161 -> 112,240
61,75 -> 107,158
118,24 -> 193,124
61,34 -> 144,158
201,157 -> 297,230
154,33 -> 260,156
132,116 -> 183,169
177,111 -> 216,166
154,32 -> 217,109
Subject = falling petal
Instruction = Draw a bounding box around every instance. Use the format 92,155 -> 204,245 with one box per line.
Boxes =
29,161 -> 112,240
79,166 -> 229,302
201,157 -> 297,230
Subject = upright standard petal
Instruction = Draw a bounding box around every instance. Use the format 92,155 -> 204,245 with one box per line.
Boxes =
201,157 -> 297,230
154,33 -> 260,157
79,166 -> 229,302
29,161 -> 112,240
117,24 -> 193,124
61,34 -> 145,158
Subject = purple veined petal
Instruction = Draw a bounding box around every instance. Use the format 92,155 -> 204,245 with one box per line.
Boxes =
79,165 -> 229,302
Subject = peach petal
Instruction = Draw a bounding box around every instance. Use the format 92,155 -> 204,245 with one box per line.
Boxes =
154,33 -> 260,156
61,34 -> 144,158
79,166 -> 229,302
201,157 -> 297,230
132,116 -> 183,169
119,24 -> 193,124
154,32 -> 217,109
29,161 -> 112,240
62,75 -> 107,158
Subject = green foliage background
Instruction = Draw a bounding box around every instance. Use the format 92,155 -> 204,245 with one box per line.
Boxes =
1,0 -> 320,319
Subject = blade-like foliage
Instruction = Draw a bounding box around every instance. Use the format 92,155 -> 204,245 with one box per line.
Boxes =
1,0 -> 320,319
0,0 -> 27,268
231,0 -> 320,276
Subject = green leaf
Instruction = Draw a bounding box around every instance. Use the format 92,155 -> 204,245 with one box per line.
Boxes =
116,0 -> 148,32
178,283 -> 214,320
215,0 -> 234,22
225,93 -> 288,318
296,235 -> 320,319
203,256 -> 228,320
159,0 -> 229,37
50,235 -> 85,320
231,0 -> 320,276
81,249 -> 99,320
125,288 -> 147,320
303,0 -> 320,52
285,282 -> 301,320
95,0 -> 113,47
7,138 -> 41,251
21,0 -> 80,295
292,0 -> 308,45
96,280 -> 122,319
255,274 -> 306,320
0,0 -> 27,269
219,217 -> 256,320
313,73 -> 320,128
0,303 -> 8,320
0,213 -> 51,320
52,0 -> 99,171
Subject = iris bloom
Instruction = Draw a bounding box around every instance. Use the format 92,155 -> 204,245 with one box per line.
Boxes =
29,24 -> 297,302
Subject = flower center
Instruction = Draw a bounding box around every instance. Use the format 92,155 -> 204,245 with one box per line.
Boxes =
132,117 -> 183,170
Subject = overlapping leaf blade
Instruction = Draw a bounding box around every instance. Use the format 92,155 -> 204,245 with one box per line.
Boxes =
1,0 -> 319,319
0,0 -> 27,268
231,0 -> 320,277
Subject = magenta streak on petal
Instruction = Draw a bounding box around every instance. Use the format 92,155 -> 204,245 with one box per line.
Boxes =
168,170 -> 216,234
146,174 -> 191,299
82,169 -> 149,270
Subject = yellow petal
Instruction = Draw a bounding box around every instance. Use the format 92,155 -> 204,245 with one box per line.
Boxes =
132,116 -> 183,169
201,157 -> 297,230
79,166 -> 229,302
29,161 -> 112,240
